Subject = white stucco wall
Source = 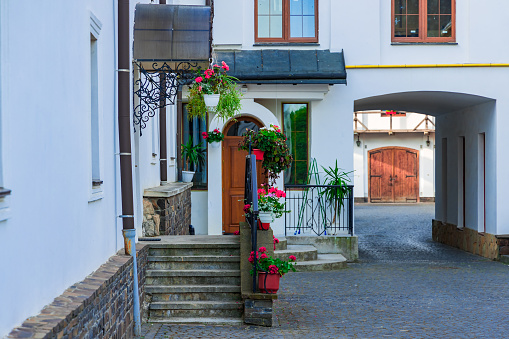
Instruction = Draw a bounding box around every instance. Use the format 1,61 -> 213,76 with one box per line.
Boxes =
0,0 -> 160,336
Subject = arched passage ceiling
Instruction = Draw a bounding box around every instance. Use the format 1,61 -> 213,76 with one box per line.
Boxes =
354,91 -> 494,116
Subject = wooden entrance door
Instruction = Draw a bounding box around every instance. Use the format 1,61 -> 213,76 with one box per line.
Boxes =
369,147 -> 419,203
222,117 -> 266,234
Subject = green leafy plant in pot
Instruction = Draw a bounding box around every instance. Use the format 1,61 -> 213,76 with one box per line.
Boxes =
320,160 -> 353,226
181,137 -> 206,182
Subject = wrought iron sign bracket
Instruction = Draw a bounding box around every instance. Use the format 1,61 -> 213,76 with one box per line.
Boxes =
133,61 -> 200,135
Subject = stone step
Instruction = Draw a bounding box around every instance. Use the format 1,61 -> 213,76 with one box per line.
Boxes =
148,244 -> 240,257
146,285 -> 242,302
145,269 -> 240,286
274,236 -> 287,251
147,255 -> 240,270
274,245 -> 317,262
146,317 -> 243,325
294,254 -> 347,271
149,301 -> 243,319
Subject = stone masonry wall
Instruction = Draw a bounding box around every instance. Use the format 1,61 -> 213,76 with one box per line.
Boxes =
8,244 -> 149,339
432,220 -> 500,260
143,188 -> 191,236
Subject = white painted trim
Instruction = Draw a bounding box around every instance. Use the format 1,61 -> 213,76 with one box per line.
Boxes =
89,11 -> 102,39
88,187 -> 104,203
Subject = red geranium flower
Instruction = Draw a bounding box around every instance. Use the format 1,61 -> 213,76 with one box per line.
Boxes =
289,255 -> 297,261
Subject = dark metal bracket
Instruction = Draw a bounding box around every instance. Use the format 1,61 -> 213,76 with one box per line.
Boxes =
132,61 -> 199,135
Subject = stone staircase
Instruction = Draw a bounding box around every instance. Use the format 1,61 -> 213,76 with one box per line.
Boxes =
274,237 -> 348,271
145,241 -> 243,325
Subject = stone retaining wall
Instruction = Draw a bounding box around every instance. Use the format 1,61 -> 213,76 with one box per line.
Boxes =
8,244 -> 149,339
143,184 -> 192,236
432,220 -> 500,260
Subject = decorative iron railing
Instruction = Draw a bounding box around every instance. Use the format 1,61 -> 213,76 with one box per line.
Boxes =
244,143 -> 260,293
284,185 -> 354,236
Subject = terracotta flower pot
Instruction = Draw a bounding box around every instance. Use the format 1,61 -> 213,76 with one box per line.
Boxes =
252,148 -> 264,161
258,272 -> 280,294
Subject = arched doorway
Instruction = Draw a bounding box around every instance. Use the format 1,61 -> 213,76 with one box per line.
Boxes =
368,146 -> 419,203
222,116 -> 266,234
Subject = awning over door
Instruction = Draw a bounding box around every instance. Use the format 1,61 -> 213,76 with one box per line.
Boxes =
214,49 -> 347,84
133,4 -> 211,62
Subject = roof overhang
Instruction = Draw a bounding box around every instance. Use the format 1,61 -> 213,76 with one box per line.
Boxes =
133,4 -> 211,65
214,49 -> 347,85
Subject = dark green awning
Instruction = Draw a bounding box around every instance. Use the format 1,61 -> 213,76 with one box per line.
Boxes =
215,49 -> 347,84
134,4 -> 210,62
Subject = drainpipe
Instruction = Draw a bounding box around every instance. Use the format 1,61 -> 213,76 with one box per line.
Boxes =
118,0 -> 141,336
159,0 -> 167,184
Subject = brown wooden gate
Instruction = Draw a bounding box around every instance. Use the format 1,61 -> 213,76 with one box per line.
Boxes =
222,117 -> 266,234
369,147 -> 419,203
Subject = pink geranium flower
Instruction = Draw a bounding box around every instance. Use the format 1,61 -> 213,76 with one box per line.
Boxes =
268,265 -> 279,274
195,76 -> 203,83
261,253 -> 268,259
258,246 -> 267,253
243,204 -> 251,213
221,61 -> 230,71
201,132 -> 208,139
289,255 -> 297,261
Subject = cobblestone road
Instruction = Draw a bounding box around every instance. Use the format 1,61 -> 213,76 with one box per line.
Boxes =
139,203 -> 509,338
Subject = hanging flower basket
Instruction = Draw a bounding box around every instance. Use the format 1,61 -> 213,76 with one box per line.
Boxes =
210,141 -> 221,149
186,61 -> 242,121
258,211 -> 274,224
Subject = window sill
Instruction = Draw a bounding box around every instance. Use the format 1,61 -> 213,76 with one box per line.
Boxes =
89,186 -> 104,202
391,42 -> 458,46
253,43 -> 320,47
0,195 -> 11,222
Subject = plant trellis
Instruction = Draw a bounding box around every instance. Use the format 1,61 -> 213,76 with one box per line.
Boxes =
132,61 -> 199,135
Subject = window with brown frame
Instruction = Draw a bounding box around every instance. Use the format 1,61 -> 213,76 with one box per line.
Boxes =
392,0 -> 455,43
255,0 -> 318,43
283,103 -> 309,185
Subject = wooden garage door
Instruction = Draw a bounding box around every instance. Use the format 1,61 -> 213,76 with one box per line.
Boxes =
369,147 -> 419,203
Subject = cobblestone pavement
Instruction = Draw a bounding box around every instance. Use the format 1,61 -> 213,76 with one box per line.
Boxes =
139,203 -> 509,338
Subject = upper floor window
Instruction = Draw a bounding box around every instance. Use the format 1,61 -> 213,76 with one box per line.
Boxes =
255,0 -> 318,43
392,0 -> 455,43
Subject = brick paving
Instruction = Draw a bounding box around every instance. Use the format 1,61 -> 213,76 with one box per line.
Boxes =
138,203 -> 509,338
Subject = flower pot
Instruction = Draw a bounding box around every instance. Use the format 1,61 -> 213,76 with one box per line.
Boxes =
210,141 -> 221,149
252,148 -> 264,161
258,272 -> 280,294
258,211 -> 274,224
257,219 -> 270,231
182,171 -> 195,182
203,94 -> 220,108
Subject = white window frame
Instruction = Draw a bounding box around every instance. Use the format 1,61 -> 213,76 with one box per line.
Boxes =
89,12 -> 104,202
0,2 -> 11,221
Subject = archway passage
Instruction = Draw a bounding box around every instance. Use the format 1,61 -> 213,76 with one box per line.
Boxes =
222,116 -> 267,234
369,147 -> 419,203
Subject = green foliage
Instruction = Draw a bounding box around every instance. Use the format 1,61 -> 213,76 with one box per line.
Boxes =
181,137 -> 206,171
320,160 -> 353,222
238,125 -> 293,184
186,86 -> 207,120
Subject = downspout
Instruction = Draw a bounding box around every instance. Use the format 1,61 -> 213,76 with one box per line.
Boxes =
118,0 -> 141,336
159,0 -> 167,184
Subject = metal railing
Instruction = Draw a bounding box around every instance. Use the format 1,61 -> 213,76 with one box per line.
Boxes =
244,144 -> 260,293
284,185 -> 354,236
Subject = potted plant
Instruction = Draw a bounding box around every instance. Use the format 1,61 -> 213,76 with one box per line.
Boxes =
186,61 -> 242,121
201,129 -> 224,149
249,246 -> 296,294
320,160 -> 353,226
238,124 -> 293,184
243,185 -> 289,230
181,137 -> 206,182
